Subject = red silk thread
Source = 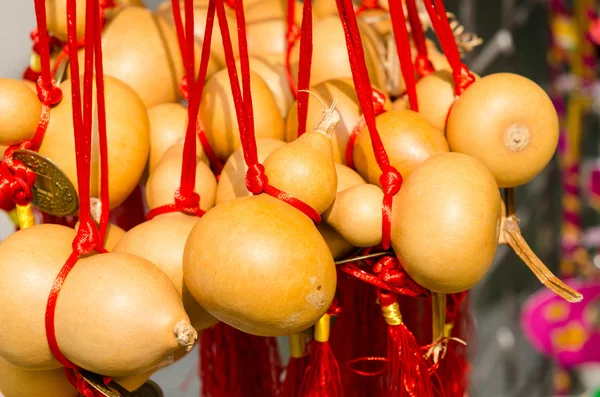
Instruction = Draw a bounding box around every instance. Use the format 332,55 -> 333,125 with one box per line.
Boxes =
388,0 -> 418,111
214,0 -> 321,223
147,0 -> 218,221
406,0 -> 434,77
335,0 -> 401,249
44,1 -> 111,395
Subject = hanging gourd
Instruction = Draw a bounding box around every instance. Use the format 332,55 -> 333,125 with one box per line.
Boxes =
446,73 -> 560,188
199,69 -> 284,159
352,109 -> 449,185
146,143 -> 217,212
39,76 -> 149,209
216,138 -> 285,204
148,102 -> 209,174
113,212 -> 219,331
0,79 -> 42,146
0,225 -> 196,375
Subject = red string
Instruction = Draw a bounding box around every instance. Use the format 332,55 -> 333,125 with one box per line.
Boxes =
172,0 -> 224,176
0,0 -> 63,207
285,0 -> 300,97
422,0 -> 474,95
406,0 -> 434,77
214,0 -> 321,223
335,0 -> 402,249
44,0 -> 111,391
388,0 -> 418,111
147,0 -> 218,220
296,0 -> 313,137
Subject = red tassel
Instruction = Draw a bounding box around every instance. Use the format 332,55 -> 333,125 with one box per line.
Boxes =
200,323 -> 282,397
279,334 -> 308,397
330,272 -> 386,396
379,290 -> 434,397
299,314 -> 342,397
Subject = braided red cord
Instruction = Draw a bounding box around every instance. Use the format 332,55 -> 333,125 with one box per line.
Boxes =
44,1 -> 111,394
335,0 -> 401,249
406,0 -> 434,77
296,0 -> 313,136
215,0 -> 321,223
147,0 -> 218,220
422,0 -> 474,94
388,0 -> 418,111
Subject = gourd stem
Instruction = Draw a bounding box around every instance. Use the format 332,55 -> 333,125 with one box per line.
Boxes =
504,188 -> 515,217
299,89 -> 340,137
431,292 -> 446,342
502,216 -> 583,303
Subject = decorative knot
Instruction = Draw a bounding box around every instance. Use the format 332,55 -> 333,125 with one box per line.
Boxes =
30,28 -> 60,55
339,250 -> 430,298
65,368 -> 111,397
415,55 -> 435,77
174,190 -> 202,211
379,166 -> 402,196
0,151 -> 36,206
245,163 -> 269,194
223,0 -> 236,8
36,77 -> 62,106
73,218 -> 101,255
453,65 -> 476,96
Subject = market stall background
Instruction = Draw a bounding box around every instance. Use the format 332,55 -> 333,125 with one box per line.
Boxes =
0,0 -> 598,396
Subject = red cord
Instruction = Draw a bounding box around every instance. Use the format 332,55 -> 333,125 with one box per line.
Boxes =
406,0 -> 434,77
355,0 -> 383,16
335,0 -> 401,249
147,0 -> 218,221
296,0 -> 313,136
422,0 -> 474,95
214,0 -> 321,223
0,0 -> 63,207
388,0 -> 418,111
44,1 -> 111,394
285,0 -> 301,97
345,88 -> 387,168
172,0 -> 224,176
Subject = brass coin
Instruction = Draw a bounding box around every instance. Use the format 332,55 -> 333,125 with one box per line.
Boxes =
13,149 -> 78,216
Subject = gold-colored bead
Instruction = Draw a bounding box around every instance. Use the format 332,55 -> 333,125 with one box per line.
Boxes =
16,204 -> 35,229
289,333 -> 306,358
30,53 -> 41,73
314,314 -> 331,343
381,302 -> 402,326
